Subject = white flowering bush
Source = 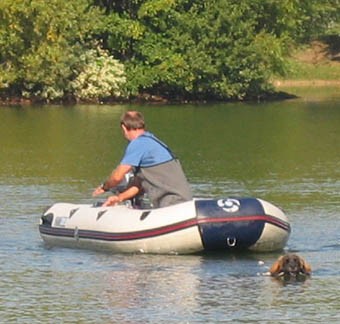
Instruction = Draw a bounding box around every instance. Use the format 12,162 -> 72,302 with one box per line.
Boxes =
71,47 -> 126,101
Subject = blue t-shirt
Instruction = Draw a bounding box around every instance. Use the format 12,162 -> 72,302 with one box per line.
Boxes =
120,131 -> 173,167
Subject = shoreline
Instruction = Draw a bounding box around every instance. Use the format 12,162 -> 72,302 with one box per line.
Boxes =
1,81 -> 339,106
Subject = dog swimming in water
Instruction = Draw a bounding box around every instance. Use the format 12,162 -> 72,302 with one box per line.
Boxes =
269,253 -> 312,282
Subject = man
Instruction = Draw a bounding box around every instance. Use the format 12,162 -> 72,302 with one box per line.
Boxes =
92,111 -> 192,208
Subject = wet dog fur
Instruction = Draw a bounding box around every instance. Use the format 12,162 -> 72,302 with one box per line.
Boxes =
269,253 -> 312,281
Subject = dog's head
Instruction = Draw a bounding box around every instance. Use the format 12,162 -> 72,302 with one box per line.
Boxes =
269,254 -> 312,281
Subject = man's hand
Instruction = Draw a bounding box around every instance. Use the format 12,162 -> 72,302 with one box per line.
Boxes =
92,164 -> 132,197
103,195 -> 121,207
92,185 -> 105,197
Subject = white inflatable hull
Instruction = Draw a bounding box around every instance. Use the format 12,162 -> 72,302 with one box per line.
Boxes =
39,197 -> 290,254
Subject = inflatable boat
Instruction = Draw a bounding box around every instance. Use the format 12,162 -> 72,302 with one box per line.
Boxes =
39,197 -> 290,254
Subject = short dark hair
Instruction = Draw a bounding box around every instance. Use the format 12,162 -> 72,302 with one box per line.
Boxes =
120,111 -> 145,130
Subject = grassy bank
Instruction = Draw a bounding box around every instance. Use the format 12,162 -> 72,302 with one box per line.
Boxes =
273,41 -> 340,99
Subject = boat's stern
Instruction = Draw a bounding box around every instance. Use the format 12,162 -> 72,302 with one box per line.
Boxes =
195,197 -> 290,252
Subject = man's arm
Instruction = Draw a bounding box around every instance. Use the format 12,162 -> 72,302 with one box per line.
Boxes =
92,164 -> 132,196
102,186 -> 140,207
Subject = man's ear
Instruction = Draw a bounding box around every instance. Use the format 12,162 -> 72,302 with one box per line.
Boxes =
121,123 -> 129,136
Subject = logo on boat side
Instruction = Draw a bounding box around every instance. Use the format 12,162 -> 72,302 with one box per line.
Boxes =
217,199 -> 240,213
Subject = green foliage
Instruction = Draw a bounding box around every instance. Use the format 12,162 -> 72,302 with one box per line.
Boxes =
0,0 -> 105,101
94,0 -> 340,100
1,0 -> 339,101
100,0 -> 293,99
253,0 -> 340,43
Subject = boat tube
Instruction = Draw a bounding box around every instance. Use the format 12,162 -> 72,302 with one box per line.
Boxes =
39,197 -> 290,254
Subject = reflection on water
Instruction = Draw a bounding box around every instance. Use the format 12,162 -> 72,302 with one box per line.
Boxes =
0,98 -> 339,322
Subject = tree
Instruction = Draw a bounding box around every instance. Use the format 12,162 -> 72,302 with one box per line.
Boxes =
93,0 -> 340,100
96,0 -> 285,99
1,0 -> 339,101
0,0 -> 106,100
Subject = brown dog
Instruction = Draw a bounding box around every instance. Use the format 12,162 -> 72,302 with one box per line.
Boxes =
269,253 -> 312,281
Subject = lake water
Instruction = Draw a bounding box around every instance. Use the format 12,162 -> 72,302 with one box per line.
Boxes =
0,95 -> 339,322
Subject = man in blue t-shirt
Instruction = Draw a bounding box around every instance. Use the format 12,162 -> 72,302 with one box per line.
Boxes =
92,111 -> 192,208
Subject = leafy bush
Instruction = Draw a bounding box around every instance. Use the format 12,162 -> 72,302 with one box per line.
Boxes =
71,47 -> 127,101
0,0 -> 103,101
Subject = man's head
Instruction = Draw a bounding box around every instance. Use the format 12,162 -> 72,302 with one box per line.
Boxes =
120,111 -> 145,140
120,111 -> 145,130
